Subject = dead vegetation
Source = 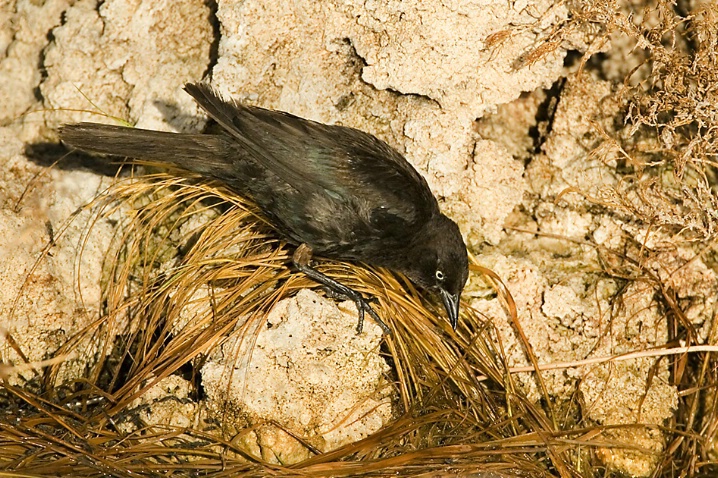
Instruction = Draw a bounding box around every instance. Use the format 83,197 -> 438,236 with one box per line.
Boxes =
0,170 -> 562,477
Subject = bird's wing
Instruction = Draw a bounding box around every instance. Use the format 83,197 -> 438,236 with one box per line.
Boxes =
185,83 -> 438,232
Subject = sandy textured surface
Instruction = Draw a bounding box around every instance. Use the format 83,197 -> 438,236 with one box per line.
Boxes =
1,0 -> 713,474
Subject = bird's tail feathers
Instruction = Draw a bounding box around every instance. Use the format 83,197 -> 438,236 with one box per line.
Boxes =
59,123 -> 234,176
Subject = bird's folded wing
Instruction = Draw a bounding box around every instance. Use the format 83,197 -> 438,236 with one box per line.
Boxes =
185,83 -> 438,231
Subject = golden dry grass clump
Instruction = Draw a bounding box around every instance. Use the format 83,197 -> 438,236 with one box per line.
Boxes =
2,163 -> 709,475
0,167 -> 559,477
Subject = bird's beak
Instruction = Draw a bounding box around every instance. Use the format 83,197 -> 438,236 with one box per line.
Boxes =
439,289 -> 460,330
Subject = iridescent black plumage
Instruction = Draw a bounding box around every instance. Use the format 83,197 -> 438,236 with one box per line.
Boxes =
60,83 -> 469,332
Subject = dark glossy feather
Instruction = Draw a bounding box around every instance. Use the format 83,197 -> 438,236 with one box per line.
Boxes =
58,123 -> 239,176
59,83 -> 469,328
184,84 -> 437,234
61,86 -> 441,259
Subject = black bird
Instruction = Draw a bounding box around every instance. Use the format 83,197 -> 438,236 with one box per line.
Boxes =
59,83 -> 469,334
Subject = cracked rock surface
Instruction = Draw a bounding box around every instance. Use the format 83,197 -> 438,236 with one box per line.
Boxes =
0,0 -> 707,474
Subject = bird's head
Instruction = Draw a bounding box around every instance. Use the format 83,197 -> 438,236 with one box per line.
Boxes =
403,214 -> 469,329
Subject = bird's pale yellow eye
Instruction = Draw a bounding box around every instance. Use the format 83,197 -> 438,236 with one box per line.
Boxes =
435,270 -> 445,281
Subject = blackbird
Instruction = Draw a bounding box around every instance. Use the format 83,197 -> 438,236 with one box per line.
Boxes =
59,83 -> 469,334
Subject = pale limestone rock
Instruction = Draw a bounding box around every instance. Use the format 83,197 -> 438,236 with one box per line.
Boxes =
0,0 -> 70,130
41,0 -> 213,132
117,375 -> 199,434
211,0 -> 568,244
1,0 -> 213,385
1,2 -> 707,476
0,137 -> 115,385
201,290 -> 393,464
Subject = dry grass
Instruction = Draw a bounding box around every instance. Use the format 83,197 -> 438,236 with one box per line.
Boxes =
564,2 -> 718,475
3,163 -> 712,477
0,165 -> 624,476
0,167 -> 620,477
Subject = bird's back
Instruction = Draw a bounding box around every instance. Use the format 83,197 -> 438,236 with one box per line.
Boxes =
60,84 -> 469,328
61,84 -> 442,263
184,84 -> 440,260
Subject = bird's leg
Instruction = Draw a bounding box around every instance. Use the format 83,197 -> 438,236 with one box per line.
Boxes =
320,286 -> 379,305
292,243 -> 391,335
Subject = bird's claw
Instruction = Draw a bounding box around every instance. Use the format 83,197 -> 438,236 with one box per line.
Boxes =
292,252 -> 391,335
353,296 -> 391,335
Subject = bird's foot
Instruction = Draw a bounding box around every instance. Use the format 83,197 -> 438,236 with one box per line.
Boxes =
293,244 -> 391,335
346,291 -> 389,335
